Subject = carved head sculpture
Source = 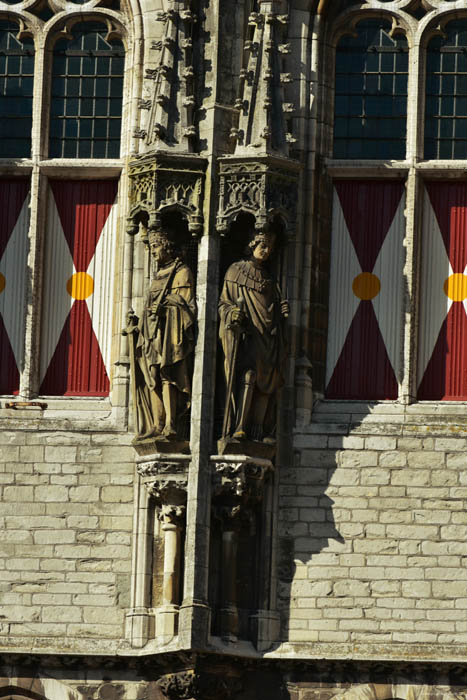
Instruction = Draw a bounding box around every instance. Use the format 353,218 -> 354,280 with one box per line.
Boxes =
148,229 -> 179,265
246,230 -> 277,263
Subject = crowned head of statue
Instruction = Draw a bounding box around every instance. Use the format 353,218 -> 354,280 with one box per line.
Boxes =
148,228 -> 178,267
247,229 -> 277,264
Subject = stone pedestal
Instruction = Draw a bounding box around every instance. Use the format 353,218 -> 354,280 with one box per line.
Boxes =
155,603 -> 179,640
249,609 -> 281,652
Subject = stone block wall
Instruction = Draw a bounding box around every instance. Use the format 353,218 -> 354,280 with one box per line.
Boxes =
0,427 -> 134,648
282,402 -> 467,651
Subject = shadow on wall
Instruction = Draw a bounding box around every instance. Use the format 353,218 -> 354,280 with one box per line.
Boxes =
276,423 -> 346,642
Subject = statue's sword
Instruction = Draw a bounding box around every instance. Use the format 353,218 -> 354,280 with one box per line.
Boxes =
222,296 -> 245,440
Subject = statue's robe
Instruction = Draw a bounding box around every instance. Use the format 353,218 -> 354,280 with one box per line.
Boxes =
218,258 -> 287,436
130,260 -> 196,437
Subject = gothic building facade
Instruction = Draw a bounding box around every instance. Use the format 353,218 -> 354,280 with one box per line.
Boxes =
2,0 -> 467,698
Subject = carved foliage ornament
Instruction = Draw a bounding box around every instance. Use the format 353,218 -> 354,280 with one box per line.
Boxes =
136,459 -> 189,524
211,458 -> 273,521
156,670 -> 242,700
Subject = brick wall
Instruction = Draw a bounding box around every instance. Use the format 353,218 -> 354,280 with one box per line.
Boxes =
281,403 -> 467,646
0,429 -> 134,644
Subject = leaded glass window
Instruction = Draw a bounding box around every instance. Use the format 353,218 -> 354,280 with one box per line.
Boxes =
0,21 -> 34,158
49,22 -> 124,159
425,21 -> 467,160
333,20 -> 408,160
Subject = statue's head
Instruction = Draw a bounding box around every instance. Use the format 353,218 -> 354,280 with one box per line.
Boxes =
247,230 -> 277,263
148,229 -> 178,264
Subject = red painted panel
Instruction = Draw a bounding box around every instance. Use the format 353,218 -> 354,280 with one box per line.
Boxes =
40,180 -> 117,396
0,179 -> 29,394
426,182 -> 467,271
419,181 -> 467,400
334,180 -> 404,271
418,303 -> 467,400
0,179 -> 29,258
326,301 -> 398,400
326,180 -> 403,399
0,315 -> 19,395
50,180 -> 117,270
40,300 -> 109,396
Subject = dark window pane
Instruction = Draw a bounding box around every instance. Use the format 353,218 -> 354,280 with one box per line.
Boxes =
0,20 -> 34,157
440,119 -> 454,138
333,19 -> 407,160
425,20 -> 467,159
92,140 -> 107,158
94,119 -> 107,138
79,119 -> 92,138
78,139 -> 92,158
48,22 -> 124,159
107,140 -> 120,158
454,140 -> 467,158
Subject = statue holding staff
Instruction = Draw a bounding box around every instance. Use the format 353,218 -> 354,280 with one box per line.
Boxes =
218,229 -> 289,445
124,229 -> 196,441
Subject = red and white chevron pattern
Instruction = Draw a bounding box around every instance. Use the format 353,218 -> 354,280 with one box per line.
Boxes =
40,180 -> 118,396
326,180 -> 405,400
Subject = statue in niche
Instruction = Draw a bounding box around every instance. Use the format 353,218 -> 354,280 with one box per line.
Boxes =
125,229 -> 196,445
218,228 -> 289,453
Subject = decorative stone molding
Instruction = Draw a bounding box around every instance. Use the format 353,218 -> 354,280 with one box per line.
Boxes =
216,0 -> 300,237
156,670 -> 243,700
157,671 -> 195,700
211,454 -> 273,522
126,152 -> 207,238
332,685 -> 464,700
216,155 -> 300,237
136,453 -> 189,524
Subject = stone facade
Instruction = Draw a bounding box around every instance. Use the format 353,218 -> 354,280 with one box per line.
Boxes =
2,0 -> 467,699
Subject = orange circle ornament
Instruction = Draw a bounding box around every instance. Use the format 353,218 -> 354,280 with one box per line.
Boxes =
444,273 -> 467,302
66,272 -> 94,300
352,272 -> 381,301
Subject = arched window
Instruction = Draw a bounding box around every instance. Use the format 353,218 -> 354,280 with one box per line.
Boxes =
0,0 -> 130,400
49,22 -> 124,159
0,20 -> 34,157
425,20 -> 467,159
334,19 -> 408,160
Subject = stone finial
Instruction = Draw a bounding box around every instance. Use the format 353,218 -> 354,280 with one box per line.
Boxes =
142,1 -> 199,152
233,1 -> 295,157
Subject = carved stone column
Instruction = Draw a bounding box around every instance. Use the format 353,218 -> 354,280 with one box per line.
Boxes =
126,454 -> 189,647
210,455 -> 275,646
139,455 -> 189,642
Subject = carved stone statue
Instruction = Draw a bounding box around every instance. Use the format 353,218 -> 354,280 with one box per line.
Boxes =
125,230 -> 196,443
218,230 -> 289,449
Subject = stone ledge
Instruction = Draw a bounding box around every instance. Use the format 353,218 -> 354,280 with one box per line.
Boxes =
267,641 -> 467,663
4,637 -> 467,664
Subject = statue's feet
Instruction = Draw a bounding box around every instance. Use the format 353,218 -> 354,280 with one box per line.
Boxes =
232,429 -> 247,440
140,427 -> 160,439
263,435 -> 276,445
162,424 -> 177,439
